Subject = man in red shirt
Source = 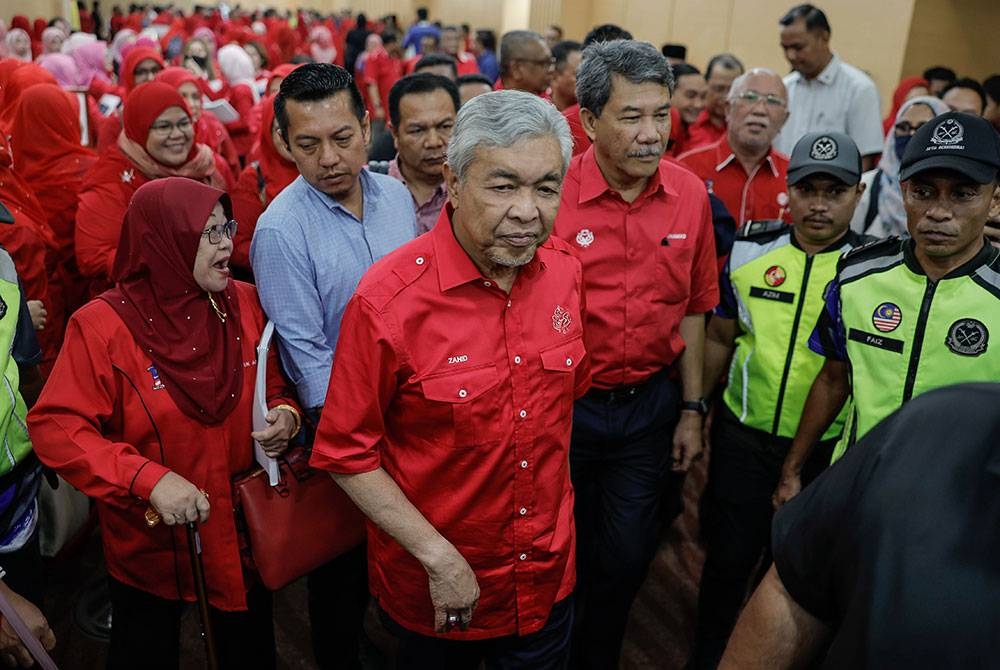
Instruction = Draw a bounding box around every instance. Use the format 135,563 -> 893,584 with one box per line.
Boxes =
668,62 -> 708,157
553,40 -> 719,670
497,30 -> 553,96
363,31 -> 404,127
441,25 -> 480,76
687,53 -> 744,151
679,68 -> 792,227
311,90 -> 589,667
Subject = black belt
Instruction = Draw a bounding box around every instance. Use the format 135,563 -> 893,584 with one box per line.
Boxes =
586,367 -> 670,404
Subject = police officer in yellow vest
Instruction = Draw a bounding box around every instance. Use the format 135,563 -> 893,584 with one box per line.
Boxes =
688,131 -> 872,669
775,111 -> 1000,508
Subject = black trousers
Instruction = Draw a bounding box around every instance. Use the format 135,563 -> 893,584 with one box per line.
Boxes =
380,597 -> 574,670
687,405 -> 835,670
569,370 -> 681,670
106,576 -> 275,670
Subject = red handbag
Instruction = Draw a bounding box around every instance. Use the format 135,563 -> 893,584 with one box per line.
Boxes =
231,446 -> 366,590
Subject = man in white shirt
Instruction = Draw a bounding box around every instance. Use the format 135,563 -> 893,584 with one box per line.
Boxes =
773,4 -> 883,171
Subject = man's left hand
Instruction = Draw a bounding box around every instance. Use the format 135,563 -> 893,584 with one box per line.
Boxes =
671,411 -> 704,472
251,408 -> 296,457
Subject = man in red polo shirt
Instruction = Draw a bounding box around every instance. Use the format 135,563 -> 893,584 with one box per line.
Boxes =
687,53 -> 744,151
680,68 -> 792,228
310,90 -> 589,667
553,40 -> 719,670
363,30 -> 404,126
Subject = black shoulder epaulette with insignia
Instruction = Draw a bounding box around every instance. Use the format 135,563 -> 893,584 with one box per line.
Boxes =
836,236 -> 905,275
367,161 -> 391,175
736,218 -> 787,242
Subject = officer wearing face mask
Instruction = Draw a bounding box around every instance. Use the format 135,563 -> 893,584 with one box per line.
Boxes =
850,96 -> 949,238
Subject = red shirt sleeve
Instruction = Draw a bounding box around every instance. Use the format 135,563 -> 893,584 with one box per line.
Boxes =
27,311 -> 171,504
230,166 -> 265,273
76,180 -> 128,280
309,294 -> 400,475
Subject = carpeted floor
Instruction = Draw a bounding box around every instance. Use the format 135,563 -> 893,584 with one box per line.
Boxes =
42,459 -> 709,669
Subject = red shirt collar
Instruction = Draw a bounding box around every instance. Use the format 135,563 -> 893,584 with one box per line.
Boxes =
577,144 -> 678,204
430,204 -> 542,292
711,136 -> 782,177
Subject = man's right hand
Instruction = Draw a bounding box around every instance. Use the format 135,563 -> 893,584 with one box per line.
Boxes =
0,582 -> 55,667
425,543 -> 480,633
772,470 -> 802,510
26,301 -> 46,331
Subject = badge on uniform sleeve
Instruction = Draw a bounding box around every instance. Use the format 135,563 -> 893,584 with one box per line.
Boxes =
575,229 -> 594,248
764,265 -> 786,287
945,318 -> 988,356
552,305 -> 572,334
147,365 -> 166,390
871,302 -> 902,333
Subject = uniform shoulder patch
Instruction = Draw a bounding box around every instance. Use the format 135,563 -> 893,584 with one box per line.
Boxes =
837,236 -> 904,272
736,219 -> 787,243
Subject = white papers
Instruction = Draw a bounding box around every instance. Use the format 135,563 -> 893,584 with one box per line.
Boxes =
204,97 -> 239,124
98,93 -> 121,117
253,321 -> 281,486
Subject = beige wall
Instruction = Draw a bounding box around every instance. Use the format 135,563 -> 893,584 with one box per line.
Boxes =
901,0 -> 1000,83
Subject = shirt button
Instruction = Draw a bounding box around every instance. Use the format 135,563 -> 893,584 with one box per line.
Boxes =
565,357 -> 573,366
483,281 -> 492,287
415,257 -> 425,265
507,300 -> 512,308
519,553 -> 527,561
458,389 -> 468,398
520,460 -> 528,469
519,507 -> 527,516
514,356 -> 522,365
518,409 -> 527,419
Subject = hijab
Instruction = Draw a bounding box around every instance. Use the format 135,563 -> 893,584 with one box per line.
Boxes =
874,95 -> 950,237
217,43 -> 259,101
309,26 -> 336,64
0,63 -> 57,128
38,53 -> 83,88
255,94 -> 299,201
5,29 -> 33,62
882,76 -> 930,135
41,27 -> 65,55
70,40 -> 111,86
118,82 -> 221,184
101,178 -> 243,424
120,46 -> 164,94
11,84 -> 96,231
109,28 -> 136,67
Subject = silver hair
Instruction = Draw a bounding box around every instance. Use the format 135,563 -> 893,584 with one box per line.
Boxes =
446,90 -> 573,181
576,39 -> 674,118
727,67 -> 786,100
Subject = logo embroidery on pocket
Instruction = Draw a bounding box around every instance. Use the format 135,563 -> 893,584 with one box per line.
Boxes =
552,305 -> 572,334
575,229 -> 594,248
147,365 -> 166,391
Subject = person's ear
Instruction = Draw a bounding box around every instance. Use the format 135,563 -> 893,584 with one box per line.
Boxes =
580,107 -> 599,143
444,162 -> 460,205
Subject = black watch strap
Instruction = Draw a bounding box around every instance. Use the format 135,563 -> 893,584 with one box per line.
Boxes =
681,398 -> 709,416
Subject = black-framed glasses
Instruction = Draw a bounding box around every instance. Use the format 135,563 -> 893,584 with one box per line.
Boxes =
202,219 -> 238,245
894,120 -> 926,136
150,117 -> 193,136
733,90 -> 786,108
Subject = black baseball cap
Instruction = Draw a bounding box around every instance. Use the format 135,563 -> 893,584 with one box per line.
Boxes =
0,200 -> 13,225
786,131 -> 862,186
899,111 -> 1000,184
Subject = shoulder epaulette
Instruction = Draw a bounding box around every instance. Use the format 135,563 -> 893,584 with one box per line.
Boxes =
736,219 -> 788,243
838,237 -> 902,268
366,161 -> 391,175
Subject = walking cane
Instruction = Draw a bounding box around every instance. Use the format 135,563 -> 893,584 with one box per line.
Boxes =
186,522 -> 219,670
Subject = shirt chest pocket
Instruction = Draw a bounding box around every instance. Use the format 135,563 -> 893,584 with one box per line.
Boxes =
539,336 -> 586,416
653,236 -> 695,305
420,364 -> 503,448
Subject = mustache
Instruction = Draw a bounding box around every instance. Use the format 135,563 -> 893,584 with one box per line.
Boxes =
627,145 -> 663,158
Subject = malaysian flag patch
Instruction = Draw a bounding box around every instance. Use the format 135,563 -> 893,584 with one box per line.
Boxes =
871,303 -> 902,333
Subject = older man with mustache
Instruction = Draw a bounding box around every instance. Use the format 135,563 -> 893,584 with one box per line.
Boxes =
552,39 -> 719,670
680,68 -> 792,229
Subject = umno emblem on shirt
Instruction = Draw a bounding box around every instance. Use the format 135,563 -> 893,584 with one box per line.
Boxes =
575,228 -> 595,248
120,168 -> 134,183
552,305 -> 572,334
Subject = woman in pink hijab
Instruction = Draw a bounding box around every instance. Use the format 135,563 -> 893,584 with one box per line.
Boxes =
5,28 -> 33,62
40,26 -> 66,55
308,25 -> 337,64
38,53 -> 83,88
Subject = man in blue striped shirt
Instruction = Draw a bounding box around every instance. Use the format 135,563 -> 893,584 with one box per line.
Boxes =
250,63 -> 416,670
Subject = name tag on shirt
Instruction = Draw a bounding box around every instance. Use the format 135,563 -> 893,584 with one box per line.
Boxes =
749,287 -> 795,304
848,328 -> 904,353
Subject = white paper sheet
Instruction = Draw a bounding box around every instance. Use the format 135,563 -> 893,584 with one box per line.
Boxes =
253,321 -> 281,486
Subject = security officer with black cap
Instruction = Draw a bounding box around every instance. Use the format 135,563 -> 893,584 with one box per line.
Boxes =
688,131 -> 872,669
775,111 -> 1000,507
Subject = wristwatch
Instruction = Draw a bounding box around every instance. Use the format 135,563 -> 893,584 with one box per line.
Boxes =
681,398 -> 709,417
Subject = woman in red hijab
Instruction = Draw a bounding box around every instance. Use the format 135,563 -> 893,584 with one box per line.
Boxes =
230,94 -> 298,277
0,63 -> 57,130
96,46 -> 167,150
29,177 -> 299,668
76,82 -> 231,286
882,76 -> 930,135
12,84 -> 98,362
157,66 -> 241,178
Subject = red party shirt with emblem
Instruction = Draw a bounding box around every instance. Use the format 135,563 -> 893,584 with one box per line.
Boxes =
685,109 -> 727,151
310,207 -> 591,639
552,147 -> 719,389
678,137 -> 792,227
